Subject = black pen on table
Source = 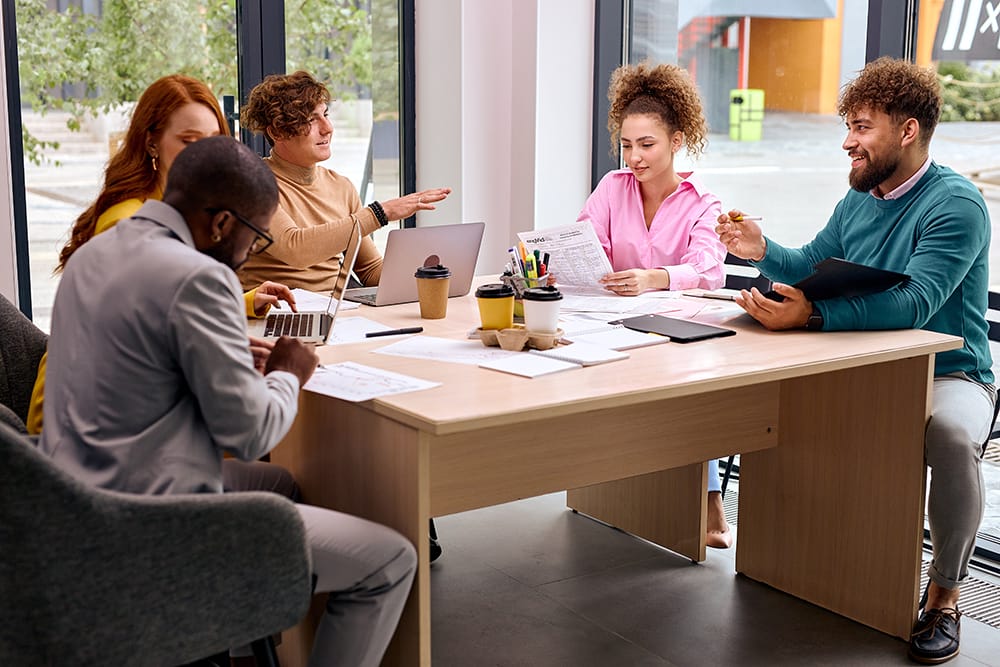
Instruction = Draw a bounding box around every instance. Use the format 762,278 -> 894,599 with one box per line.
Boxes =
365,326 -> 424,338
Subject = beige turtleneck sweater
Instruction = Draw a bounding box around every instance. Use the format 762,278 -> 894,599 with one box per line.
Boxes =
238,151 -> 383,292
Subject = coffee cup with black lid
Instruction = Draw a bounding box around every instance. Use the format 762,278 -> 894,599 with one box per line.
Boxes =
521,286 -> 562,333
414,258 -> 451,319
475,283 -> 515,330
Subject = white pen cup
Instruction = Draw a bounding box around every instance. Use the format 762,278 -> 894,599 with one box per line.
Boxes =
521,286 -> 562,333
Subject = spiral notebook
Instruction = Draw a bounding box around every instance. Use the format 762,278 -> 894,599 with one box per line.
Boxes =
561,324 -> 670,351
531,342 -> 629,366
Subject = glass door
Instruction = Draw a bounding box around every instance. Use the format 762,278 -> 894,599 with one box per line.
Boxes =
281,0 -> 403,252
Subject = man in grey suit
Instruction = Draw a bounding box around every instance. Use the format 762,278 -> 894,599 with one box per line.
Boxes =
40,135 -> 415,667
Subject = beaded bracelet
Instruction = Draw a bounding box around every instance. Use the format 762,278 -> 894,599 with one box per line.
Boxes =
368,200 -> 389,227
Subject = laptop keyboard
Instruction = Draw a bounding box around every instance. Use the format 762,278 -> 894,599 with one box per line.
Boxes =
265,312 -> 314,337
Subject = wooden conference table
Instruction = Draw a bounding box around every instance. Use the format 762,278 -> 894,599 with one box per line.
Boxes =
270,283 -> 960,666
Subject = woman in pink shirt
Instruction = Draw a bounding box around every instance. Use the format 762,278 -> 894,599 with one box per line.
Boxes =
578,62 -> 731,547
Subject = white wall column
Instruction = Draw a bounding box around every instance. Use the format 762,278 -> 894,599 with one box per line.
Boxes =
535,0 -> 594,230
415,0 -> 595,275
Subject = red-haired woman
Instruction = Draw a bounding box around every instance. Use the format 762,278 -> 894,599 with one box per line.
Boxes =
28,75 -> 297,497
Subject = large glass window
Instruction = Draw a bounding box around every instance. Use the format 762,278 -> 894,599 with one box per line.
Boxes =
15,0 -> 239,331
282,0 -> 402,252
12,0 -> 407,329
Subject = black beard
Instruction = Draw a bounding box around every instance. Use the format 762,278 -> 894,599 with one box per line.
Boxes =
203,236 -> 247,271
848,152 -> 898,193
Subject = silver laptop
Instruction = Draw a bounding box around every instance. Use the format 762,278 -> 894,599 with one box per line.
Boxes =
260,220 -> 362,344
344,222 -> 485,307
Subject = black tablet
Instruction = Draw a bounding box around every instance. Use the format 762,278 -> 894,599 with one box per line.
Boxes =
617,314 -> 736,343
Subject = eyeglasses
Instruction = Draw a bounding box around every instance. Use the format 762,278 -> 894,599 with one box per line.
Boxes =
205,208 -> 274,254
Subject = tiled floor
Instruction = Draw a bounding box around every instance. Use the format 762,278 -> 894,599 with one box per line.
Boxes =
430,488 -> 1000,666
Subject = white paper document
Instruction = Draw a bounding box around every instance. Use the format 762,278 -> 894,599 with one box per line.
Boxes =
303,361 -> 440,402
517,222 -> 613,288
557,289 -> 682,315
288,287 -> 360,312
478,354 -> 580,378
323,316 -> 393,345
374,336 -> 519,365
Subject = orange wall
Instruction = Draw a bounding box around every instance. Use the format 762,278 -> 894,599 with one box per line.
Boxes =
917,0 -> 945,65
746,1 -> 945,113
747,8 -> 844,114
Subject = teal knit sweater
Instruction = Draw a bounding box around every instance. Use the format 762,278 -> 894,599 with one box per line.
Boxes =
756,162 -> 993,384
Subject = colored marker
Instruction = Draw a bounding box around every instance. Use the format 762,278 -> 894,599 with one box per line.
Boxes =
525,255 -> 538,280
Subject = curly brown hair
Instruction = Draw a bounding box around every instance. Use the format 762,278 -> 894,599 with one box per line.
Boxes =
241,71 -> 332,145
838,57 -> 941,147
607,62 -> 707,158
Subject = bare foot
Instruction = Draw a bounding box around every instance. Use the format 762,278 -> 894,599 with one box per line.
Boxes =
706,491 -> 732,549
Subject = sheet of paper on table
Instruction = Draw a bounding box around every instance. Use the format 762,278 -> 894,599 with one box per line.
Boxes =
288,287 -> 360,312
303,361 -> 440,401
323,316 -> 393,345
557,287 -> 682,315
374,335 -> 520,365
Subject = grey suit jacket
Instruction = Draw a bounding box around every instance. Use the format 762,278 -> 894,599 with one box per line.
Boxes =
39,200 -> 299,494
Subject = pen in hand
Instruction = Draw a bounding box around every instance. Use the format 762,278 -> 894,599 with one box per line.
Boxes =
366,326 -> 424,338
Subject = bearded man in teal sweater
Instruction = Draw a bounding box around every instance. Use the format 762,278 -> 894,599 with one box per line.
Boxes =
717,57 -> 995,665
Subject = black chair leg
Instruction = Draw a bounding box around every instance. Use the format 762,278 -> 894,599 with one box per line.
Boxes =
429,517 -> 443,562
720,455 -> 736,499
251,635 -> 280,667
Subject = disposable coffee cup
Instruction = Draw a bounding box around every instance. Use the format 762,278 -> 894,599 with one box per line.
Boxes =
521,286 -> 562,333
414,263 -> 451,319
475,283 -> 515,330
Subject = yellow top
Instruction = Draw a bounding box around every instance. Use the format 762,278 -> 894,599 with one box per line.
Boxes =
26,197 -> 262,435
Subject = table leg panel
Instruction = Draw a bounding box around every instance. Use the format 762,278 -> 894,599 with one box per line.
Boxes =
568,464 -> 707,561
271,392 -> 431,666
736,355 -> 932,638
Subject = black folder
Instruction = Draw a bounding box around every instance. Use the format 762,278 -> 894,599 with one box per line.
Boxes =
617,314 -> 736,343
765,258 -> 909,302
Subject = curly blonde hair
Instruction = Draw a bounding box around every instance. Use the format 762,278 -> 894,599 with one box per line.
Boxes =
607,62 -> 708,158
241,70 -> 332,146
838,57 -> 941,147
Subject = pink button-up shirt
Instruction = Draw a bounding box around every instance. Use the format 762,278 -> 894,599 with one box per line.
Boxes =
578,169 -> 726,290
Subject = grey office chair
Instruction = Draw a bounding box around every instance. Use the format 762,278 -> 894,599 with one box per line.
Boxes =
987,291 -> 1000,442
0,294 -> 47,432
0,421 -> 313,666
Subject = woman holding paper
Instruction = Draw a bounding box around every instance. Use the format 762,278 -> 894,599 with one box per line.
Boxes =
578,62 -> 732,547
579,62 -> 726,296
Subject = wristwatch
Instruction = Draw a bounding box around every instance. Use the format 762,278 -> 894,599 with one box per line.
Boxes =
805,305 -> 824,331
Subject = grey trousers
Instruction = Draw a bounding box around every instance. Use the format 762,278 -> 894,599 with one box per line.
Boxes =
925,373 -> 996,590
296,504 -> 417,667
222,458 -> 300,501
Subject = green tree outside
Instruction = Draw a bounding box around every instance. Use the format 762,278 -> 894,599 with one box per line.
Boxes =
15,0 -> 376,164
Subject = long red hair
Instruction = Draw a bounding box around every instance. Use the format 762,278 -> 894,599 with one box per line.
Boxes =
57,74 -> 229,271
